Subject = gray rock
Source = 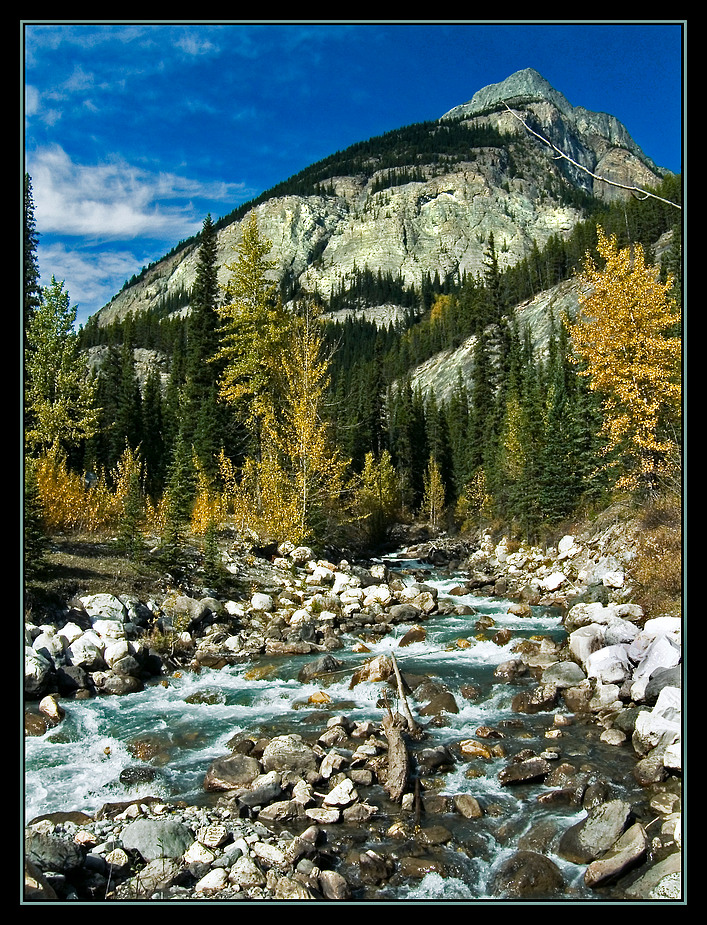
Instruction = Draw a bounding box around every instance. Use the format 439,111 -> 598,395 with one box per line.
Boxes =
203,752 -> 262,791
319,868 -> 352,900
499,756 -> 552,786
490,850 -> 565,898
261,734 -> 320,780
120,817 -> 194,861
115,857 -> 182,898
542,661 -> 586,688
511,682 -> 558,714
623,851 -> 682,900
584,822 -> 647,888
237,770 -> 284,809
557,799 -> 632,864
25,830 -> 84,873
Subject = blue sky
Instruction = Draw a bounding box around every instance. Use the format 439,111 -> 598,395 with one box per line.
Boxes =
22,20 -> 685,327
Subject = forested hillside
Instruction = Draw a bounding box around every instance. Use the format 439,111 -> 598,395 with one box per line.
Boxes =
23,156 -> 682,574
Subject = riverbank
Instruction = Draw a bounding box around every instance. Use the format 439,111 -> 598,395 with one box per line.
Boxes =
23,514 -> 683,903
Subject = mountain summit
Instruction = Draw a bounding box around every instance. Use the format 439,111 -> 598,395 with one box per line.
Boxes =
442,67 -> 658,171
442,67 -> 575,118
92,68 -> 670,329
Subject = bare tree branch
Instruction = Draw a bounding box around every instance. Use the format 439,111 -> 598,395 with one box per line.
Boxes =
503,104 -> 681,210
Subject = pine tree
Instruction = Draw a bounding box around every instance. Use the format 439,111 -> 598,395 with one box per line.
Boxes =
114,444 -> 146,559
483,232 -> 504,321
425,389 -> 452,498
141,367 -> 166,499
388,378 -> 428,511
183,214 -> 224,474
25,276 -> 100,456
161,427 -> 196,551
114,337 -> 143,458
445,371 -> 470,500
23,458 -> 47,579
23,174 -> 42,333
466,328 -> 495,477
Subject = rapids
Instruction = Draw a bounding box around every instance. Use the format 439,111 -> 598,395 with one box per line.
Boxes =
24,553 -> 651,900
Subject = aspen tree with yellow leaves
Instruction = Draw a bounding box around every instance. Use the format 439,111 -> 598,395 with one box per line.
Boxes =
569,227 -> 681,494
420,455 -> 446,529
216,215 -> 349,544
259,302 -> 350,543
356,449 -> 400,544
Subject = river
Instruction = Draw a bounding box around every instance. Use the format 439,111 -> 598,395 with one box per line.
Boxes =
24,552 -> 652,900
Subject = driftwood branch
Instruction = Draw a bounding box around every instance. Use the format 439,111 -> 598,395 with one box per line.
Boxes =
382,707 -> 410,803
503,103 -> 681,210
380,653 -> 424,803
390,652 -> 421,738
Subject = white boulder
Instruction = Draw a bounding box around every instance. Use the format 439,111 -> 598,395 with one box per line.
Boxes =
585,644 -> 633,685
250,592 -> 275,613
25,649 -> 52,694
66,633 -> 105,670
80,593 -> 128,622
632,686 -> 681,757
541,571 -> 567,592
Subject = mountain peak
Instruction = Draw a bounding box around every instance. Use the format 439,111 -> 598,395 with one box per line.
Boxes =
441,68 -> 573,120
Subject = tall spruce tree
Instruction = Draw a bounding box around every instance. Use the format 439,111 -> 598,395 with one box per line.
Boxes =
114,336 -> 143,460
445,371 -> 471,501
141,367 -> 166,499
23,174 -> 42,334
183,214 -> 224,475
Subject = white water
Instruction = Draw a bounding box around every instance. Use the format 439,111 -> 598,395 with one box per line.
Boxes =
23,561 -> 640,899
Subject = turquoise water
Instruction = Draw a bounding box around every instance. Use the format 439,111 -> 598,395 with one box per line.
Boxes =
23,559 -> 647,899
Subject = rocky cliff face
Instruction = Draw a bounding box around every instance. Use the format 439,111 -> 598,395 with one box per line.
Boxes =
95,68 -> 666,331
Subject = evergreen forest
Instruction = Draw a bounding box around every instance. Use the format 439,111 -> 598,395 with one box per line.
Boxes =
23,155 -> 682,572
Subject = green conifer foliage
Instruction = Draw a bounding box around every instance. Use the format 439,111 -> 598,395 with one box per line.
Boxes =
25,276 -> 100,457
217,212 -> 288,453
183,214 -> 225,475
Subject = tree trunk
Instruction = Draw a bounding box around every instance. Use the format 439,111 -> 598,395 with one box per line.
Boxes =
382,712 -> 409,803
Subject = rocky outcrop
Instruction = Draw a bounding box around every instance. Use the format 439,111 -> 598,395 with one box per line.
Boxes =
442,67 -> 663,198
94,68 -> 665,332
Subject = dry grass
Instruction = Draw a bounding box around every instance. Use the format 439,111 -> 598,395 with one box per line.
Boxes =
630,492 -> 683,618
24,534 -> 169,621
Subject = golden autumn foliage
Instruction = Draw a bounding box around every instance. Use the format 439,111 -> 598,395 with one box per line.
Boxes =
215,212 -> 288,432
214,303 -> 351,546
455,467 -> 493,530
190,455 -> 227,537
570,227 -> 682,492
631,495 -> 683,617
420,455 -> 446,529
33,444 -> 144,535
355,449 -> 401,542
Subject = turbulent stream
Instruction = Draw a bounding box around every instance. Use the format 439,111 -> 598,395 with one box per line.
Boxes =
24,553 -> 651,901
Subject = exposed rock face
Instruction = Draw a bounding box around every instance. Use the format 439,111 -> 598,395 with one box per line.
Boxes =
442,67 -> 662,198
94,68 -> 666,332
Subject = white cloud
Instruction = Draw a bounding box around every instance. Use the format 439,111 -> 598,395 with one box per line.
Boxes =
28,144 -> 247,241
175,33 -> 218,57
36,239 -> 155,327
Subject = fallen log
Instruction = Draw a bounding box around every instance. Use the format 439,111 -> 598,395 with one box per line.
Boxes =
382,709 -> 410,803
390,652 -> 421,739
